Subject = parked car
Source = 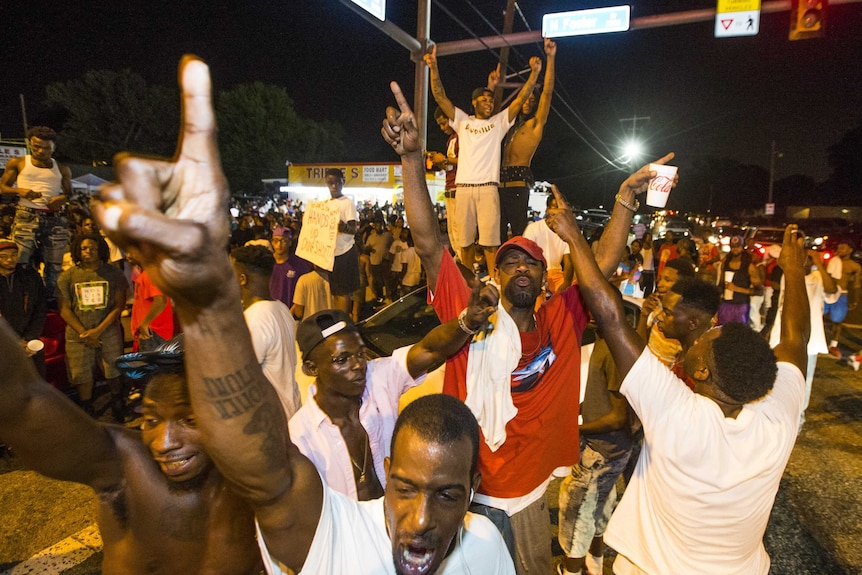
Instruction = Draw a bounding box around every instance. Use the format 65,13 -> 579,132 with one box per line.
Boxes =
655,215 -> 692,238
744,226 -> 787,257
353,285 -> 643,409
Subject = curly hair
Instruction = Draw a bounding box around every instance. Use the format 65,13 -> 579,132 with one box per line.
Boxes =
392,394 -> 480,477
671,277 -> 720,317
711,322 -> 777,403
26,126 -> 58,141
230,244 -> 275,276
71,233 -> 110,264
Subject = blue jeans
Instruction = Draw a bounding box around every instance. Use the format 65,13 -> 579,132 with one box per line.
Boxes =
12,207 -> 70,299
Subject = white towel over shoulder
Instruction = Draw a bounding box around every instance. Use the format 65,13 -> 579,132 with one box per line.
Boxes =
465,301 -> 520,452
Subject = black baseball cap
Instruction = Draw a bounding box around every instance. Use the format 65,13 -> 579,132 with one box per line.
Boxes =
297,310 -> 360,361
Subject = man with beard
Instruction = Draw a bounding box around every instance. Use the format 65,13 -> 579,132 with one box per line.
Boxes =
381,80 -> 675,575
92,57 -> 513,575
499,38 -> 556,239
424,43 -> 541,276
0,331 -> 262,574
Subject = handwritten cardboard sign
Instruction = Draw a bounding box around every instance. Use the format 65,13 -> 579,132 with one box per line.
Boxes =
295,200 -> 341,271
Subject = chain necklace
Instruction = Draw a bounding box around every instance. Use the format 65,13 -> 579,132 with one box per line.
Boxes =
350,433 -> 369,484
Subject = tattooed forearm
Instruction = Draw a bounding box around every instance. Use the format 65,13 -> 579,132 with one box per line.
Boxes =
243,402 -> 285,472
203,363 -> 266,420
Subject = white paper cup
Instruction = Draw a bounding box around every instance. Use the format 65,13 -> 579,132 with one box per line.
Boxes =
27,339 -> 45,353
723,271 -> 735,300
645,164 -> 678,208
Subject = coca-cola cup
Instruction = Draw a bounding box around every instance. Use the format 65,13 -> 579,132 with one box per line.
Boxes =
645,164 -> 678,208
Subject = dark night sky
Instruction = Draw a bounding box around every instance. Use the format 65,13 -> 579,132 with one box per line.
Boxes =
2,0 -> 860,206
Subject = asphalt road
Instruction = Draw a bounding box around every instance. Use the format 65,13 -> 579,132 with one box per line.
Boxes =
2,331 -> 861,575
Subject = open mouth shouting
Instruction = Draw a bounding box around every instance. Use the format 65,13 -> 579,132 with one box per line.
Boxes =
395,539 -> 441,575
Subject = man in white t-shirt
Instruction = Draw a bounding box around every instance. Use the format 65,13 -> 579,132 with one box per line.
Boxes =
231,244 -> 301,419
424,43 -> 541,276
547,185 -> 811,575
324,168 -> 360,314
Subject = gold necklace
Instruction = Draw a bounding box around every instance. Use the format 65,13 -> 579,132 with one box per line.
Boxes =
350,433 -> 369,484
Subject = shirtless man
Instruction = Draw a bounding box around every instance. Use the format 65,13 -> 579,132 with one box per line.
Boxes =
0,331 -> 262,574
825,240 -> 861,357
500,38 -> 556,239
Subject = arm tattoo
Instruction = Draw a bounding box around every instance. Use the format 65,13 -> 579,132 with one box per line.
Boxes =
243,402 -> 285,472
202,363 -> 265,420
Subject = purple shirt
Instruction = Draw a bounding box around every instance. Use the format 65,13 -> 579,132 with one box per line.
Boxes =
269,254 -> 312,308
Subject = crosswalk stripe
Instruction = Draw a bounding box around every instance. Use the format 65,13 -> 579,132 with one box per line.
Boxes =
1,524 -> 102,575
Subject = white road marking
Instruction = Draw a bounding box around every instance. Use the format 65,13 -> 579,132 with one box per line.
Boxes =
2,524 -> 102,575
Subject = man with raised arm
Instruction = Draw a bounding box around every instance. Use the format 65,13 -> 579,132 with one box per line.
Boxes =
500,38 -> 556,239
545,185 -> 810,575
93,56 -> 513,575
381,81 -> 673,575
423,43 -> 541,276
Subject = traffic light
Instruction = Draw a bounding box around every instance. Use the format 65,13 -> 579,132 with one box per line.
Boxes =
790,0 -> 826,40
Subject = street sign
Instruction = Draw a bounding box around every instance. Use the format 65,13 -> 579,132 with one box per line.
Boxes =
715,0 -> 761,37
349,0 -> 385,21
543,6 -> 631,38
765,202 -> 775,215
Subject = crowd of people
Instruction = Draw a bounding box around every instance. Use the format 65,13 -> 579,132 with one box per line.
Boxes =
0,50 -> 854,575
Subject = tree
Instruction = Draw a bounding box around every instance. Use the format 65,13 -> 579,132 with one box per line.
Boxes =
46,70 -> 178,164
215,82 -> 344,194
826,121 -> 862,204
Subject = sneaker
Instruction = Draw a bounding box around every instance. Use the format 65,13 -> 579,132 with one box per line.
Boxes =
828,346 -> 842,359
850,355 -> 861,372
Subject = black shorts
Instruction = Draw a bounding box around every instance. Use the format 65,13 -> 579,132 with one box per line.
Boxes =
330,244 -> 361,296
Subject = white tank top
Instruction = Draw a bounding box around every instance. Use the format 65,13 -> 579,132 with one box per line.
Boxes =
17,155 -> 63,210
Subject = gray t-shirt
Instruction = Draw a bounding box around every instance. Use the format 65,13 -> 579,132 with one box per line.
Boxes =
56,263 -> 127,339
581,338 -> 632,459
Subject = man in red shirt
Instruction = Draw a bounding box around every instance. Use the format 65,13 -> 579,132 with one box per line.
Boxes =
129,255 -> 174,352
382,81 -> 675,574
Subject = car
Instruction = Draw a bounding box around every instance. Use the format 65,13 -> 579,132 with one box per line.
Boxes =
655,215 -> 692,238
353,285 -> 643,409
744,226 -> 787,257
709,225 -> 744,253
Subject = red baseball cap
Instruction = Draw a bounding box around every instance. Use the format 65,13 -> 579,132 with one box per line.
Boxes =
495,236 -> 546,268
0,238 -> 18,251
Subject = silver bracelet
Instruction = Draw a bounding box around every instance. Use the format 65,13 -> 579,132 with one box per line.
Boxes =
615,193 -> 640,212
458,309 -> 479,335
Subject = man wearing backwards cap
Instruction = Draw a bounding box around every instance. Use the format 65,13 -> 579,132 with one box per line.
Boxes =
0,237 -> 47,376
423,43 -> 542,276
0,332 -> 263,574
382,79 -> 677,575
290,295 -> 497,502
90,57 -> 513,575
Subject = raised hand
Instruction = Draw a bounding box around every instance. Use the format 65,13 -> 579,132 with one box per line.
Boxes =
529,56 -> 543,75
93,56 -> 233,309
487,64 -> 501,92
544,38 -> 556,57
545,184 -> 581,243
382,82 -> 421,156
423,43 -> 437,68
620,153 -> 676,196
465,273 -> 499,332
778,224 -> 805,271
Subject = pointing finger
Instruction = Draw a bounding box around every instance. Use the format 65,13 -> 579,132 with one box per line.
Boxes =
177,56 -> 218,165
390,81 -> 413,115
550,184 -> 569,209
